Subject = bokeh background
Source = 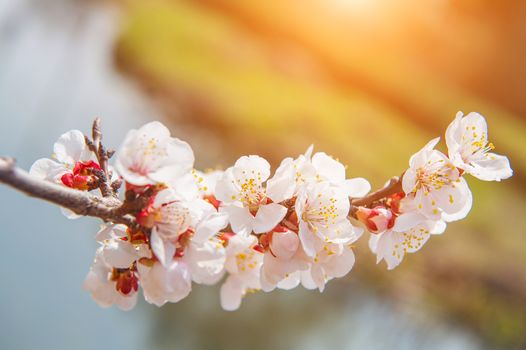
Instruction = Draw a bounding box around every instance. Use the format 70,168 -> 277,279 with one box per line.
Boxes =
1,0 -> 525,349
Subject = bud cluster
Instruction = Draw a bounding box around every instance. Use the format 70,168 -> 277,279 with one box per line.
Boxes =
29,112 -> 512,310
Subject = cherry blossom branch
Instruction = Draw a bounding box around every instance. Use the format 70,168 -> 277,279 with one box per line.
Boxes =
0,112 -> 512,311
349,175 -> 403,218
0,157 -> 134,226
85,118 -> 115,197
352,176 -> 402,207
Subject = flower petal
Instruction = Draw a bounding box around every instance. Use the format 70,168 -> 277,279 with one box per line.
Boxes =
311,152 -> 346,183
150,229 -> 175,267
342,177 -> 371,197
322,246 -> 355,278
220,275 -> 243,311
53,130 -> 88,165
469,153 -> 513,181
222,204 -> 254,235
253,203 -> 287,233
29,158 -> 67,182
270,230 -> 300,260
266,171 -> 295,203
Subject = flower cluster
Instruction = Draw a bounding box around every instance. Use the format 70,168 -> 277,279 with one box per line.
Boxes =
30,112 -> 512,311
364,112 -> 512,269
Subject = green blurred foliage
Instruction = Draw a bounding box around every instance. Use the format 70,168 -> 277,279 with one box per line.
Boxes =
114,0 -> 526,347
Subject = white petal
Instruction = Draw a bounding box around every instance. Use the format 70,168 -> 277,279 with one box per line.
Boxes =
167,172 -> 200,201
187,239 -> 226,285
376,231 -> 404,270
318,219 -> 356,244
469,153 -> 513,181
310,265 -> 326,292
300,269 -> 317,290
393,212 -> 425,232
342,178 -> 371,197
403,225 -> 431,254
414,189 -> 442,220
53,130 -> 87,164
462,112 -> 488,141
95,225 -> 114,242
139,260 -> 192,306
260,253 -> 289,291
29,158 -> 66,182
409,137 -> 440,169
194,211 -> 229,243
299,221 -> 317,257
253,203 -> 287,234
368,233 -> 381,255
101,240 -> 138,268
214,168 -> 239,203
150,229 -> 175,267
266,172 -> 295,203
445,112 -> 463,158
276,271 -> 301,290
322,247 -> 355,278
220,275 -> 243,311
148,138 -> 195,183
83,271 -> 115,308
402,169 -> 417,194
430,220 -> 447,235
233,155 -> 271,183
270,230 -> 299,260
115,293 -> 138,311
311,152 -> 346,183
222,204 -> 254,235
434,180 -> 470,216
153,188 -> 178,208
441,178 -> 472,222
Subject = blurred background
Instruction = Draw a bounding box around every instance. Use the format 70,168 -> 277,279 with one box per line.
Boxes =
1,0 -> 525,349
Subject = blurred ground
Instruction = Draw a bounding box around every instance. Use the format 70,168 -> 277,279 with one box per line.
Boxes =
112,0 -> 526,348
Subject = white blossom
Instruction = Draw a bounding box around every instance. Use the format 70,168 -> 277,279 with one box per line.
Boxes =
295,181 -> 362,257
30,130 -> 94,183
30,130 -> 99,219
192,169 -> 223,197
215,155 -> 287,235
446,111 -> 512,181
139,188 -> 228,306
369,218 -> 446,270
83,248 -> 139,311
115,121 -> 194,186
137,260 -> 192,307
402,138 -> 472,221
83,225 -> 150,311
267,145 -> 371,202
260,229 -> 310,292
303,240 -> 357,292
220,234 -> 263,311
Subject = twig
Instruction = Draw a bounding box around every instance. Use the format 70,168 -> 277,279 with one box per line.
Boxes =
90,118 -> 114,197
0,157 -> 134,226
349,176 -> 403,218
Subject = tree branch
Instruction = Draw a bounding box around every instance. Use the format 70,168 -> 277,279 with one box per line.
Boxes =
88,118 -> 114,197
349,175 -> 404,218
0,157 -> 134,226
1,153 -> 406,229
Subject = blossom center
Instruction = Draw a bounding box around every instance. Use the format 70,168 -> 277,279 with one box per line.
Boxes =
415,161 -> 456,194
235,250 -> 259,272
301,197 -> 338,232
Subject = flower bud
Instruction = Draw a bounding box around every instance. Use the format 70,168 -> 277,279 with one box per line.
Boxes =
356,206 -> 394,234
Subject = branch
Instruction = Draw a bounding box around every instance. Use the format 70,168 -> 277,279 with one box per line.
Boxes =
349,175 -> 403,217
0,157 -> 134,226
88,118 -> 114,197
